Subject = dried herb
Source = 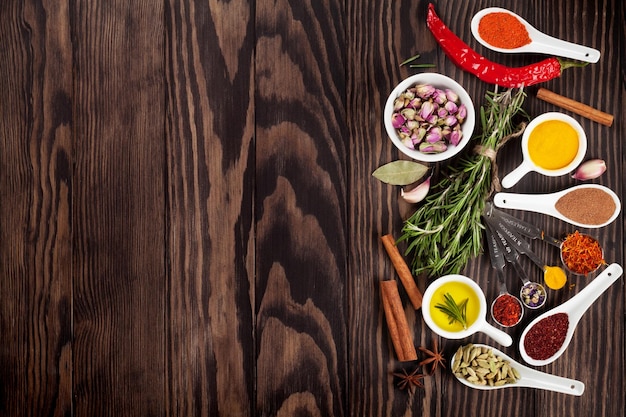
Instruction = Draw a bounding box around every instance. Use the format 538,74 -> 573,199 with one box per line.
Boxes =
372,160 -> 429,185
399,87 -> 527,277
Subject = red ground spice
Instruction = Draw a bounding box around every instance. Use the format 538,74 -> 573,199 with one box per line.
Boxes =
523,313 -> 569,360
492,294 -> 522,326
478,12 -> 532,49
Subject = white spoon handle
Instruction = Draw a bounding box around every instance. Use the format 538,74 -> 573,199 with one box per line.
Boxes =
478,322 -> 513,347
493,192 -> 553,214
518,368 -> 585,395
501,162 -> 533,189
562,263 -> 623,321
531,34 -> 600,63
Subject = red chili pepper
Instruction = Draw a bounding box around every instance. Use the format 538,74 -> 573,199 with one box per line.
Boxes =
426,4 -> 586,88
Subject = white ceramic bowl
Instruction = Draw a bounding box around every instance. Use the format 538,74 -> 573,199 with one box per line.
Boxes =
384,73 -> 476,163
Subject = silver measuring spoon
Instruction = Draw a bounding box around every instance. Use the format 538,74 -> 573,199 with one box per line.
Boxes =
484,220 -> 547,309
471,7 -> 600,63
484,227 -> 524,327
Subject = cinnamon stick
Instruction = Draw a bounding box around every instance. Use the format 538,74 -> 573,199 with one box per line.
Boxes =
381,234 -> 423,309
536,88 -> 614,127
380,280 -> 418,362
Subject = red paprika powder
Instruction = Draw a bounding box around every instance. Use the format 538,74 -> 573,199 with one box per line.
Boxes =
478,12 -> 532,49
492,294 -> 522,327
523,313 -> 569,360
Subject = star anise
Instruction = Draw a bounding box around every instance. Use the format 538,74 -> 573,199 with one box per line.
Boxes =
418,338 -> 446,375
392,367 -> 425,393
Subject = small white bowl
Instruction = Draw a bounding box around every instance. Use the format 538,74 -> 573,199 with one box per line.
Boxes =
384,73 -> 476,163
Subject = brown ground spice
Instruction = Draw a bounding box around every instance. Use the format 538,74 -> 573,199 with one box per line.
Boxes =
555,188 -> 616,225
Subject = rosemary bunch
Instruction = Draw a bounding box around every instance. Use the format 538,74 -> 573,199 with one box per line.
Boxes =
399,87 -> 527,277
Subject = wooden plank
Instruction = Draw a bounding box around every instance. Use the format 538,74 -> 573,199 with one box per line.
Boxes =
0,1 -> 73,415
163,0 -> 256,415
71,1 -> 166,415
254,0 -> 348,415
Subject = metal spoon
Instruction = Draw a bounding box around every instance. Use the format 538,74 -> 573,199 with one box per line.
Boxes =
493,184 -> 621,229
486,203 -> 561,247
484,226 -> 524,327
484,220 -> 547,309
471,7 -> 600,63
483,213 -> 567,296
519,263 -> 623,366
451,343 -> 585,395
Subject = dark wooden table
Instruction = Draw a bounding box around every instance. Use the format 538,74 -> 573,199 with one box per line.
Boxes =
1,0 -> 624,416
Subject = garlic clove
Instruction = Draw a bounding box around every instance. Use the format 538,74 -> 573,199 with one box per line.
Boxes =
401,176 -> 431,203
571,159 -> 606,180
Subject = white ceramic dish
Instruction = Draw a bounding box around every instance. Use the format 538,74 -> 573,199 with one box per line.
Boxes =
471,7 -> 600,63
519,263 -> 623,366
451,344 -> 585,395
421,275 -> 512,347
493,184 -> 621,228
501,112 -> 587,188
384,73 -> 475,163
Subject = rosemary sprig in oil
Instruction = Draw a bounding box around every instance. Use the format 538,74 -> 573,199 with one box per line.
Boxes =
435,293 -> 468,329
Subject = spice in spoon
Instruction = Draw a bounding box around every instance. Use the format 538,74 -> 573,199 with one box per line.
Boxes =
560,231 -> 605,275
478,12 -> 532,49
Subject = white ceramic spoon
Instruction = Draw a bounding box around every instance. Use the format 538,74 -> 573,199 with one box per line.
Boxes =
519,263 -> 623,367
451,344 -> 585,396
493,184 -> 621,228
471,7 -> 600,63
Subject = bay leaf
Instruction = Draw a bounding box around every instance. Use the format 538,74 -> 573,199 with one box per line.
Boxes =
372,160 -> 429,185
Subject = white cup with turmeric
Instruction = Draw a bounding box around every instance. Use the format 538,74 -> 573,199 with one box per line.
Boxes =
501,112 -> 587,188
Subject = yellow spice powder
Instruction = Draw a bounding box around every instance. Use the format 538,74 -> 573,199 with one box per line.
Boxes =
528,120 -> 579,170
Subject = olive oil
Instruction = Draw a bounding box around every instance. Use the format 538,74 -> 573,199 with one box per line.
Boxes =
429,281 -> 480,331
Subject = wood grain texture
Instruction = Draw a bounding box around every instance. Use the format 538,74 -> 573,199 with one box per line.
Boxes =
0,1 -> 73,416
164,0 -> 255,415
0,0 -> 623,416
71,1 -> 166,415
255,0 -> 347,415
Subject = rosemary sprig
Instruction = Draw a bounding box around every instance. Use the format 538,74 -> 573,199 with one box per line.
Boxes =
399,87 -> 528,277
435,293 -> 468,329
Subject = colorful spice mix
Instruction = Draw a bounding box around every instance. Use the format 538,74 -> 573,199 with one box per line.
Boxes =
491,294 -> 522,327
560,231 -> 605,275
554,187 -> 616,225
478,12 -> 532,49
523,313 -> 569,360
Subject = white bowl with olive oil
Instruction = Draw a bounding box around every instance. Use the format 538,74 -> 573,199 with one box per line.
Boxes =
422,275 -> 513,347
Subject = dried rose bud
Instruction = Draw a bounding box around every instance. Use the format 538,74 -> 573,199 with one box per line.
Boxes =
415,84 -> 435,99
444,100 -> 458,114
401,176 -> 431,203
393,97 -> 405,111
437,107 -> 448,118
391,113 -> 406,129
445,88 -> 459,103
444,115 -> 458,127
408,97 -> 421,108
419,101 -> 434,120
401,137 -> 415,149
571,159 -> 606,180
401,108 -> 417,121
449,127 -> 463,146
419,141 -> 447,153
425,126 -> 443,143
433,89 -> 447,105
456,104 -> 467,122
